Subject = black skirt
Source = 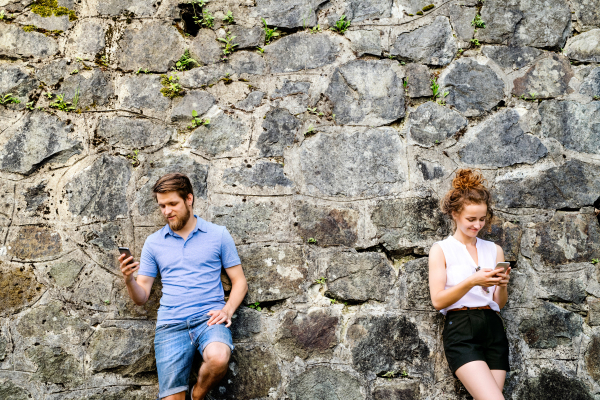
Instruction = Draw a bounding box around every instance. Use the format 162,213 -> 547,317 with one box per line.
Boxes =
443,309 -> 510,373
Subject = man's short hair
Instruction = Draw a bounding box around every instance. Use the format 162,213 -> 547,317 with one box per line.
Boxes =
152,173 -> 194,205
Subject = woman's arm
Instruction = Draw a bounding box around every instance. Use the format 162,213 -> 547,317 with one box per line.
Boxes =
493,245 -> 511,309
429,244 -> 504,311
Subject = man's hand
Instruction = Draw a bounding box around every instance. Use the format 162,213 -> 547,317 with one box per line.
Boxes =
207,309 -> 232,327
119,253 -> 140,283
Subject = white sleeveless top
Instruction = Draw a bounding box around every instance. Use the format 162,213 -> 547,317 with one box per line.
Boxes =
436,236 -> 501,315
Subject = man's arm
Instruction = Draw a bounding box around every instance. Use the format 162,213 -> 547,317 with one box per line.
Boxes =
207,265 -> 248,327
119,254 -> 155,306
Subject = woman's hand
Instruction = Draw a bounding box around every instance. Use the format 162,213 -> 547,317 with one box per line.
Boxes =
495,267 -> 511,287
469,267 -> 503,288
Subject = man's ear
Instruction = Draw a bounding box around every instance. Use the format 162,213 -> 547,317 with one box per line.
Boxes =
187,193 -> 194,206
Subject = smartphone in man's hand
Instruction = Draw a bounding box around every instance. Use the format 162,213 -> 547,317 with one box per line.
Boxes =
118,247 -> 133,265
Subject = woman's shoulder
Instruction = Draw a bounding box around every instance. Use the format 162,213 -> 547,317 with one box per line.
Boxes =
477,237 -> 500,251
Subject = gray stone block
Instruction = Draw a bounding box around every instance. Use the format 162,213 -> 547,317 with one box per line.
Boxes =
512,53 -> 574,99
67,19 -> 106,56
459,109 -> 547,167
408,101 -> 467,147
60,68 -> 113,108
227,25 -> 265,49
482,45 -> 542,71
95,116 -> 172,150
0,24 -> 59,59
223,161 -> 292,189
35,58 -> 68,86
580,67 -> 600,97
405,63 -> 432,98
116,75 -> 171,118
66,155 -> 131,220
345,29 -> 382,56
518,301 -> 582,348
288,366 -> 363,400
265,32 -> 338,73
229,50 -> 266,75
565,29 -> 600,62
440,57 -> 505,117
294,201 -> 359,247
0,63 -> 38,107
0,112 -> 82,175
539,100 -> 600,155
189,29 -> 222,66
116,22 -> 185,72
255,0 -> 328,28
477,0 -> 571,48
447,4 -> 477,42
571,0 -> 600,32
372,380 -> 420,400
186,112 -> 249,156
170,90 -> 215,122
257,108 -> 301,157
300,128 -> 407,197
324,249 -> 395,302
272,80 -> 310,99
494,159 -> 600,209
391,16 -> 458,66
93,0 -> 159,16
235,90 -> 264,111
325,60 -> 405,126
346,0 -> 393,21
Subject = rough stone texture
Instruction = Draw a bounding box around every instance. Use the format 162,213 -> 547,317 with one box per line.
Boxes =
326,60 -> 405,126
579,67 -> 600,97
238,245 -> 307,303
2,2 -> 600,398
265,32 -> 338,73
408,101 -> 467,147
477,0 -> 572,48
287,366 -> 363,400
0,24 -> 59,59
0,112 -> 82,175
300,128 -> 406,197
495,160 -> 600,209
482,45 -> 543,71
391,17 -> 458,66
459,109 -> 548,167
347,314 -> 429,374
324,250 -> 395,302
294,201 -> 359,247
345,0 -> 393,21
189,29 -> 224,66
275,308 -> 339,360
257,108 -> 301,157
186,112 -> 249,157
235,90 -> 264,111
66,155 -> 131,221
59,68 -> 114,108
440,58 -> 506,116
88,321 -> 155,375
223,161 -> 293,189
565,29 -> 600,62
0,264 -> 45,316
371,197 -> 449,252
95,116 -> 172,150
170,90 -> 215,122
571,0 -> 600,32
256,0 -> 328,28
116,22 -> 185,72
345,29 -> 382,57
405,63 -> 433,98
518,302 -> 583,348
539,100 -> 600,156
512,54 -> 573,99
136,154 -> 208,215
214,344 -> 281,399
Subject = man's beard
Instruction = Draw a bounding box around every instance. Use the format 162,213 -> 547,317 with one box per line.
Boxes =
167,206 -> 191,231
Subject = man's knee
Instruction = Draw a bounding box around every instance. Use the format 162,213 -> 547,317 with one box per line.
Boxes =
203,343 -> 231,370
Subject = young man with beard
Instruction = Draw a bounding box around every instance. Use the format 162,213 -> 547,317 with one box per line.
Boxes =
118,173 -> 247,400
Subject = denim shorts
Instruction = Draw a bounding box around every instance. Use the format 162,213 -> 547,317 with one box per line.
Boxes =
154,314 -> 234,399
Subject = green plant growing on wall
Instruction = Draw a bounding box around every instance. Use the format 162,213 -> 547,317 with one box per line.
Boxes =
189,0 -> 206,25
26,101 -> 35,110
403,77 -> 408,89
0,93 -> 21,106
218,32 -> 238,57
471,14 -> 486,28
175,49 -> 198,71
314,277 -> 327,285
160,74 -> 185,99
0,10 -> 14,20
189,110 -> 210,129
431,77 -> 448,101
49,93 -> 77,111
422,4 -> 435,11
330,15 -> 350,34
256,46 -> 264,54
248,302 -> 262,311
592,259 -> 599,265
330,298 -> 337,304
136,67 -> 149,74
70,68 -> 79,75
223,10 -> 234,23
201,10 -> 214,27
310,24 -> 322,34
126,149 -> 140,167
262,18 -> 279,43
307,237 -> 317,243
30,0 -> 77,21
470,38 -> 481,46
382,371 -> 396,380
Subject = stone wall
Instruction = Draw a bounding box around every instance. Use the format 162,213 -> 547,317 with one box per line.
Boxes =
1,0 -> 600,398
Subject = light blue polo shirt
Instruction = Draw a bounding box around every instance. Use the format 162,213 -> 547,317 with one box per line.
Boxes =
138,216 -> 241,325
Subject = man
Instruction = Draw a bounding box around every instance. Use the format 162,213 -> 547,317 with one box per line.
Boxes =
119,173 -> 247,400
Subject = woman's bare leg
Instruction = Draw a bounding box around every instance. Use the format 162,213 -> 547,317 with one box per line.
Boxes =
490,370 -> 507,391
455,361 -> 505,400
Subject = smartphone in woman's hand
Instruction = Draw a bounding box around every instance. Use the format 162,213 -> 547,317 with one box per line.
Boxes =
495,262 -> 510,275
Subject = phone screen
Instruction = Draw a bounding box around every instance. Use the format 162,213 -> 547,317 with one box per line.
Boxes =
495,262 -> 510,274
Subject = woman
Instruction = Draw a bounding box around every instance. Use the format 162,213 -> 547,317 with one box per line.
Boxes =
429,169 -> 511,400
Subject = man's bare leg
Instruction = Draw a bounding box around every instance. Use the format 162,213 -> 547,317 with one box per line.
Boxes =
191,342 -> 231,400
